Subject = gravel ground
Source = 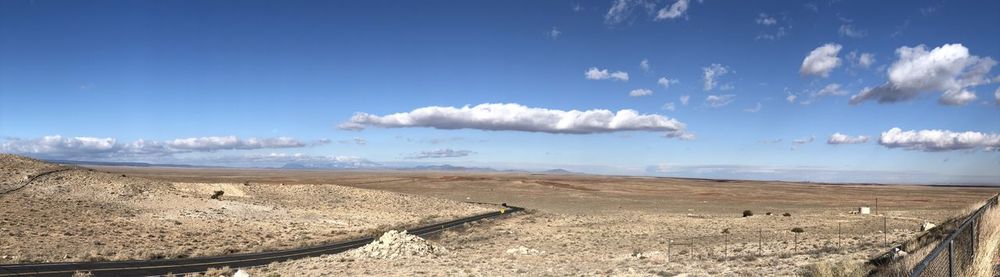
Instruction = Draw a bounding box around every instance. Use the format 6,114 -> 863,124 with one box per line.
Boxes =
0,154 -> 490,263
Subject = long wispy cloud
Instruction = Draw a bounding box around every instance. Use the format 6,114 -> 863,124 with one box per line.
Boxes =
405,149 -> 475,159
655,0 -> 689,20
827,133 -> 869,144
605,0 -> 692,25
878,127 -> 1000,152
338,103 -> 692,139
1,135 -> 322,159
585,67 -> 629,81
850,43 -> 996,106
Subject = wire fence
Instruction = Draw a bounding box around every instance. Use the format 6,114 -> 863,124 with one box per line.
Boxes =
907,193 -> 999,277
651,214 -> 913,266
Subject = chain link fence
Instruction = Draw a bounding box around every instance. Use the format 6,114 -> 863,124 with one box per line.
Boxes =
907,193 -> 999,277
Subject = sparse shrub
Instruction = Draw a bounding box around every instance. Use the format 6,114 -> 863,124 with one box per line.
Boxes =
210,190 -> 224,199
743,210 -> 753,217
766,212 -> 772,216
71,271 -> 94,277
783,212 -> 792,217
791,227 -> 805,251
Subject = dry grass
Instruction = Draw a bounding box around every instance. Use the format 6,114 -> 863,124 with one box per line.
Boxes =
965,204 -> 1000,277
801,260 -> 870,277
874,196 -> 999,276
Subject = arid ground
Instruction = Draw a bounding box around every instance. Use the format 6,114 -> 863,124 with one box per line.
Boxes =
2,155 -> 996,276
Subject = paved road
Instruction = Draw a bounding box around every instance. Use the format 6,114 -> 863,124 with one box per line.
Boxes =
0,168 -> 74,196
0,205 -> 523,276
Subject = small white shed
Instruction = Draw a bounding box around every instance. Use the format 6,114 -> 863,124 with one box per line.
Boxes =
859,207 -> 871,214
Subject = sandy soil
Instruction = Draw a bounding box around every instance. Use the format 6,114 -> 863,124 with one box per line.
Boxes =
94,165 -> 998,276
0,155 -> 490,263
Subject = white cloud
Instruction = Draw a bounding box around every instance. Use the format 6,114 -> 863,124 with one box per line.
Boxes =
585,67 -> 629,81
655,0 -> 689,20
605,0 -> 655,25
228,153 -> 380,168
704,94 -> 735,107
794,136 -> 815,144
838,24 -> 868,38
662,102 -> 676,111
339,137 -> 367,145
815,83 -> 847,97
405,149 -> 475,159
629,88 -> 653,97
640,59 -> 650,72
847,51 -> 876,68
849,44 -> 997,106
755,26 -> 789,41
800,43 -> 843,77
1,135 -> 118,158
2,135 -> 313,159
163,136 -> 305,151
798,83 -> 848,105
743,102 -> 762,113
549,27 -> 561,39
657,76 -> 679,89
878,127 -> 1000,152
754,13 -> 789,40
995,87 -> 1000,105
339,103 -> 691,138
828,133 -> 869,144
755,13 -> 777,25
680,95 -> 690,106
702,63 -> 730,91
786,92 -> 797,103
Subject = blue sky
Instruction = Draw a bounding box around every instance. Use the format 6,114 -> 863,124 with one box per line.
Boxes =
1,0 -> 999,184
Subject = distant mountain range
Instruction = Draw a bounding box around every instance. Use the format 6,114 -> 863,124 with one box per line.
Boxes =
47,159 -> 223,168
280,161 -> 381,169
45,159 -> 579,175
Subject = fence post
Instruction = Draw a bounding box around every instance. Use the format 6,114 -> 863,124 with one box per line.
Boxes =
758,229 -> 762,256
970,217 -> 976,257
948,240 -> 954,277
883,216 -> 888,247
667,239 -> 672,263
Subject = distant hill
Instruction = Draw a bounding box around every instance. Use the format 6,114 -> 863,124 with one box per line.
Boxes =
45,159 -> 221,168
404,164 -> 500,172
280,160 -> 381,169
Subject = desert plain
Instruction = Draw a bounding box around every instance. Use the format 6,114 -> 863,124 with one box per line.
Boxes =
1,154 -> 996,276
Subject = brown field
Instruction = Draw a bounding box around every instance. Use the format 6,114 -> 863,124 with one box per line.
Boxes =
3,155 -> 997,276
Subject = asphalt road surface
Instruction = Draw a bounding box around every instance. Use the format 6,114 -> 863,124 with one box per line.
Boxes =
0,204 -> 524,276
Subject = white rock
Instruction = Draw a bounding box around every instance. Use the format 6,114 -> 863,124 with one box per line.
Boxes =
921,222 -> 936,231
233,269 -> 250,277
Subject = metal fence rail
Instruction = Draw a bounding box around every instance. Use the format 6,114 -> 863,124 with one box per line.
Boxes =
909,193 -> 999,277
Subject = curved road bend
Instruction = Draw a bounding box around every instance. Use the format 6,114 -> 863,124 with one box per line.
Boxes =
0,168 -> 74,196
0,205 -> 524,276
